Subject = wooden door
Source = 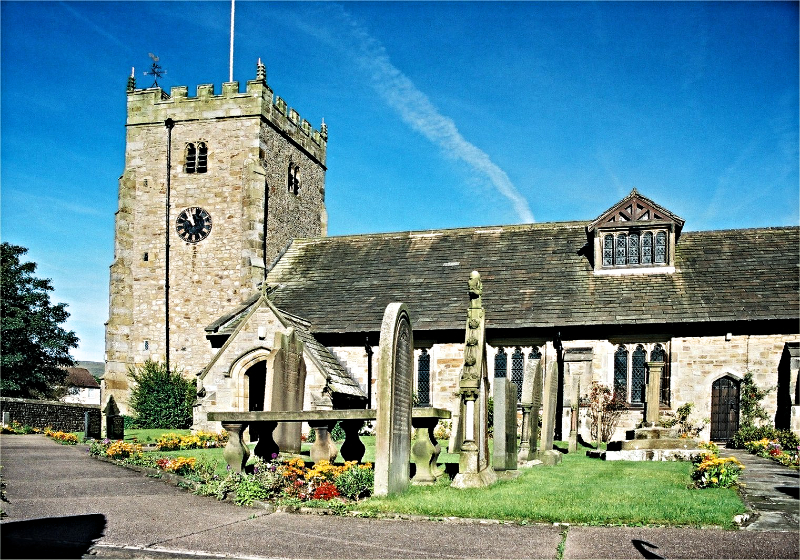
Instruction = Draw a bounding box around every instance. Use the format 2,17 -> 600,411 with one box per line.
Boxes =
710,376 -> 740,441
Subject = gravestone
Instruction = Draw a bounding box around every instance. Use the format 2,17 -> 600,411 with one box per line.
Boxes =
84,411 -> 101,440
267,328 -> 307,453
103,395 -> 124,440
568,377 -> 580,453
493,377 -> 519,472
374,303 -> 414,496
452,271 -> 497,488
536,361 -> 562,465
2,412 -> 10,426
518,359 -> 543,463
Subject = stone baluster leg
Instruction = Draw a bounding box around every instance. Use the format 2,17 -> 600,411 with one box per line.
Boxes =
410,417 -> 438,484
338,419 -> 366,463
221,421 -> 250,473
308,421 -> 339,464
252,421 -> 279,460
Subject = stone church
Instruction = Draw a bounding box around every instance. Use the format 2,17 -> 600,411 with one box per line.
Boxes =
104,62 -> 800,442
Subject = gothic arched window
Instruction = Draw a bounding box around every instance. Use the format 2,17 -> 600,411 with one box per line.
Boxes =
288,164 -> 300,195
417,349 -> 430,407
631,345 -> 647,404
614,346 -> 628,398
511,347 -> 525,402
494,348 -> 507,378
651,344 -> 670,406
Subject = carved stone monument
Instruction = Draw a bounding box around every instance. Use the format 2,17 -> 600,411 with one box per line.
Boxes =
518,359 -> 543,463
493,377 -> 519,473
568,377 -> 581,453
374,303 -> 414,496
535,361 -> 562,465
103,395 -> 124,441
266,328 -> 307,453
452,271 -> 497,488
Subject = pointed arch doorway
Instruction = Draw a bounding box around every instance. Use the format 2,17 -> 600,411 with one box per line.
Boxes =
246,361 -> 266,442
710,376 -> 740,441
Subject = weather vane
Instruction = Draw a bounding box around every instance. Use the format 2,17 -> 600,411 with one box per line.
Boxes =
143,53 -> 166,88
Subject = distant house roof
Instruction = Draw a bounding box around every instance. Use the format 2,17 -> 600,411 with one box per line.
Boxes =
262,223 -> 799,335
64,367 -> 100,389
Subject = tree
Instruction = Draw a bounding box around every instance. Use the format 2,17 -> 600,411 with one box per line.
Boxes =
1,243 -> 79,398
128,360 -> 195,429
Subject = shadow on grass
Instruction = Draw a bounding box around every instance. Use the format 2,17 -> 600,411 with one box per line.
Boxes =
1,513 -> 106,558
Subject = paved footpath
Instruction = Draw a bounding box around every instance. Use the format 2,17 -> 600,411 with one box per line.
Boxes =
0,435 -> 797,560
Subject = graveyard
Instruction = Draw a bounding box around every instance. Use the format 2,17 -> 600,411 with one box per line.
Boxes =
66,272 -> 753,529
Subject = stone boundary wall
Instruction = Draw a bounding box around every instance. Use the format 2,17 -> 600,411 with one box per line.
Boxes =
0,397 -> 100,432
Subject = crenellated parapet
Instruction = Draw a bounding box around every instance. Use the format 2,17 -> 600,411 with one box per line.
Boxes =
125,59 -> 326,164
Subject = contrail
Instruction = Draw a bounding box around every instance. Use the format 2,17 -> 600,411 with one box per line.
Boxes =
306,6 -> 535,223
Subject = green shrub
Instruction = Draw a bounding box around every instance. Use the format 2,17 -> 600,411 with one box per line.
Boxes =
739,372 -> 772,429
128,360 -> 195,429
334,463 -> 374,500
306,422 -> 346,443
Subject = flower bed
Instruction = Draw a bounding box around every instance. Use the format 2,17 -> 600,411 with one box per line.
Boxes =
44,428 -> 78,445
195,456 -> 374,507
0,421 -> 43,435
155,430 -> 228,451
745,438 -> 800,468
691,441 -> 744,489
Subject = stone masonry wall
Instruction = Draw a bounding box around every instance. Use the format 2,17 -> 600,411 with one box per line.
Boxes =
105,66 -> 327,415
0,397 -> 100,433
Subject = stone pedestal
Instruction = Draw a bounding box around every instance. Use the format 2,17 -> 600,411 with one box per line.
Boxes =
221,421 -> 250,473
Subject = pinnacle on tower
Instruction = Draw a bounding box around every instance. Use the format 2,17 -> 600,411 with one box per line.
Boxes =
256,58 -> 266,83
127,67 -> 136,92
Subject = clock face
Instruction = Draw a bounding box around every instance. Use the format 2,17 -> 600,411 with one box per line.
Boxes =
176,207 -> 212,243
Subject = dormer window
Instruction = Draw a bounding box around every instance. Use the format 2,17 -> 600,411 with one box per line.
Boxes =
588,189 -> 684,274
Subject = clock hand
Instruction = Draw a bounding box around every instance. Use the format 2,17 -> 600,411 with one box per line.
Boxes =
186,212 -> 195,226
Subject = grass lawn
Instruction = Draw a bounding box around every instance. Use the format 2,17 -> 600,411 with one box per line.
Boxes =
357,443 -> 746,528
79,429 -> 744,528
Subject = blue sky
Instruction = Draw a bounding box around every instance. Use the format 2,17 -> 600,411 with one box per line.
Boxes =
2,1 -> 798,361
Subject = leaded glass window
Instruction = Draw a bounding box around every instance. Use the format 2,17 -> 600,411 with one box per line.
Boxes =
511,347 -> 525,402
603,236 -> 614,266
615,233 -> 627,265
641,232 -> 653,264
631,345 -> 647,404
628,232 -> 640,265
494,348 -> 507,378
614,346 -> 628,397
417,349 -> 430,406
655,231 -> 666,264
651,344 -> 670,406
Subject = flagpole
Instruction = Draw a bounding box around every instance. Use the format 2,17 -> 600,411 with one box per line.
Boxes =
229,0 -> 235,82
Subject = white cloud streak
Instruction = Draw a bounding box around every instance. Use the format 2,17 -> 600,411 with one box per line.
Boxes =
307,6 -> 535,223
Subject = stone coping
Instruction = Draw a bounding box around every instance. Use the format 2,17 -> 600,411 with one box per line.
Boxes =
208,407 -> 450,423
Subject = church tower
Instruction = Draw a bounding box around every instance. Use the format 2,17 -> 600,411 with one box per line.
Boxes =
104,61 -> 328,414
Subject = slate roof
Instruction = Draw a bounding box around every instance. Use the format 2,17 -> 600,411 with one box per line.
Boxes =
265,223 -> 799,334
203,294 -> 366,399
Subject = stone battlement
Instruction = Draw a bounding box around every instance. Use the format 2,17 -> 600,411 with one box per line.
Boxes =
126,60 -> 327,162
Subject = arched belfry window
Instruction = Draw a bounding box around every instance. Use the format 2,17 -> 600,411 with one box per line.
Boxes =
511,347 -> 524,402
185,142 -> 208,174
417,349 -> 430,406
196,142 -> 208,173
614,346 -> 628,397
184,143 -> 196,173
494,348 -> 507,378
